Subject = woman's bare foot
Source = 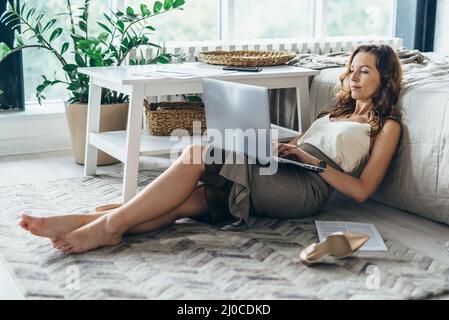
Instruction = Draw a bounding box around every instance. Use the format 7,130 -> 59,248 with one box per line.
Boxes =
19,213 -> 99,239
53,216 -> 122,254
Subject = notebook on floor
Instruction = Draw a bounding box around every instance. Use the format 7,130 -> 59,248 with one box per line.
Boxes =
315,220 -> 388,251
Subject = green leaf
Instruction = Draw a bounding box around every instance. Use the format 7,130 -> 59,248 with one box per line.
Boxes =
103,13 -> 113,24
4,16 -> 19,27
49,28 -> 63,42
14,33 -> 24,47
34,12 -> 44,25
67,82 -> 80,91
153,1 -> 163,13
42,19 -> 57,34
173,0 -> 185,9
0,42 -> 11,61
63,64 -> 78,72
116,20 -> 125,33
60,42 -> 69,55
79,20 -> 87,32
97,32 -> 109,44
184,95 -> 202,103
89,57 -> 103,67
77,39 -> 94,49
71,34 -> 84,43
97,22 -> 112,34
145,25 -> 156,31
81,10 -> 88,22
26,7 -> 36,20
126,6 -> 134,16
20,2 -> 26,15
156,54 -> 170,63
163,0 -> 174,11
0,11 -> 11,23
147,42 -> 162,48
140,4 -> 151,16
36,84 -> 46,92
6,0 -> 13,12
75,53 -> 86,67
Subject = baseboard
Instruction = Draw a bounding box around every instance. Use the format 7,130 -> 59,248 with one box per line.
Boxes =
0,108 -> 71,156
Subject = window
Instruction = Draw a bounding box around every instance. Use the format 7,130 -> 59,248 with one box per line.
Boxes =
22,0 -> 110,102
22,0 -> 68,102
320,0 -> 395,37
125,0 -> 218,42
233,0 -> 313,40
230,0 -> 395,40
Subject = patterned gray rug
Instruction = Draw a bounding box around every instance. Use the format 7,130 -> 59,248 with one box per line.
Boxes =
1,170 -> 448,300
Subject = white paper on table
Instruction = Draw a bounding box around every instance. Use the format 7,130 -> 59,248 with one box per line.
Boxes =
130,67 -> 239,79
315,220 -> 388,251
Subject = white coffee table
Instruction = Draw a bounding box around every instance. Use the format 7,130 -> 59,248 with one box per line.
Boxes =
79,62 -> 319,202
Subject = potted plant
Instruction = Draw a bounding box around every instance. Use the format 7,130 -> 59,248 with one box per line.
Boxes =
0,0 -> 186,165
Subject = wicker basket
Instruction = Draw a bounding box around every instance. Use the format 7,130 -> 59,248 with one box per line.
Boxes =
144,99 -> 206,136
196,50 -> 297,67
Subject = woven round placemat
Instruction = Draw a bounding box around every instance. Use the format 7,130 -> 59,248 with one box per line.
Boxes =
196,50 -> 297,67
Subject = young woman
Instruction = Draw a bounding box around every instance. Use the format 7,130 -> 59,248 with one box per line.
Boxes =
20,44 -> 403,254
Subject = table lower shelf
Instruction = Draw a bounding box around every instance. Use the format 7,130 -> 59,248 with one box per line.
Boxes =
88,124 -> 299,163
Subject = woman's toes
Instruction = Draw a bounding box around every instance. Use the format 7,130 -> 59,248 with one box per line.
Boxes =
52,240 -> 60,249
64,247 -> 74,254
55,239 -> 68,250
19,221 -> 28,230
21,214 -> 36,226
20,215 -> 44,233
27,226 -> 39,236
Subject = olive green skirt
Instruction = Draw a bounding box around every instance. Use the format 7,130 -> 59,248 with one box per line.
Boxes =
194,143 -> 345,229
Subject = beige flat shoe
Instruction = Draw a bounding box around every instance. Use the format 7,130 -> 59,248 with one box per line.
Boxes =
300,231 -> 369,267
95,203 -> 123,212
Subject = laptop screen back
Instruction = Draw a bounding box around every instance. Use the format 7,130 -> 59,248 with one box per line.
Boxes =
202,78 -> 272,164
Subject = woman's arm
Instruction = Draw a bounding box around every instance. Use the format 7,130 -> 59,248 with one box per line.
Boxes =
287,132 -> 305,145
317,120 -> 401,202
278,120 -> 401,202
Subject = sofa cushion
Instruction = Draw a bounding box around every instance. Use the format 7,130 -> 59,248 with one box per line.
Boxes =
309,55 -> 449,225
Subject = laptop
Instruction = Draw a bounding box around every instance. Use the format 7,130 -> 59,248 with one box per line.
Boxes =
202,78 -> 325,172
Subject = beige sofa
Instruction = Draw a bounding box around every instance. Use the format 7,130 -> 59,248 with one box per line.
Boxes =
307,53 -> 449,225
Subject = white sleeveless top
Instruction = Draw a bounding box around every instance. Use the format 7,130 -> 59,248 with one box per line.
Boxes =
297,114 -> 371,173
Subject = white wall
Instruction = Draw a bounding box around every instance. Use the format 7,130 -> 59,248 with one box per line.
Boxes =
434,0 -> 449,55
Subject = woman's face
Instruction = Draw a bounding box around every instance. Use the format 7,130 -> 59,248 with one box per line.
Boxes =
349,52 -> 381,102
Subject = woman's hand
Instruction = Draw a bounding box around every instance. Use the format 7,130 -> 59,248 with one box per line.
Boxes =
274,143 -> 321,166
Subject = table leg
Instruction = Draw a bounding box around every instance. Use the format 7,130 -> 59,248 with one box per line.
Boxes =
296,77 -> 312,133
84,82 -> 102,176
122,84 -> 145,203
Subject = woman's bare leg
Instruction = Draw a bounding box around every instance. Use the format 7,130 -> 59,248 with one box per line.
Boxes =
52,186 -> 208,250
50,144 -> 210,253
20,183 -> 205,239
20,144 -> 208,239
106,144 -> 208,232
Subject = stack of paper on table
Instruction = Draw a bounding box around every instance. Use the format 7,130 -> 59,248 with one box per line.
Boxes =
130,67 -> 239,79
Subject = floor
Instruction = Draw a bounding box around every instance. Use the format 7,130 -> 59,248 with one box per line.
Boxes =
1,150 -> 448,299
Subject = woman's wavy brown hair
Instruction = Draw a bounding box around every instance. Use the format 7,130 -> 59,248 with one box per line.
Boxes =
317,44 -> 403,137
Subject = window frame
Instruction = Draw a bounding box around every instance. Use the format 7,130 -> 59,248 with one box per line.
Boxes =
394,0 -> 436,51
